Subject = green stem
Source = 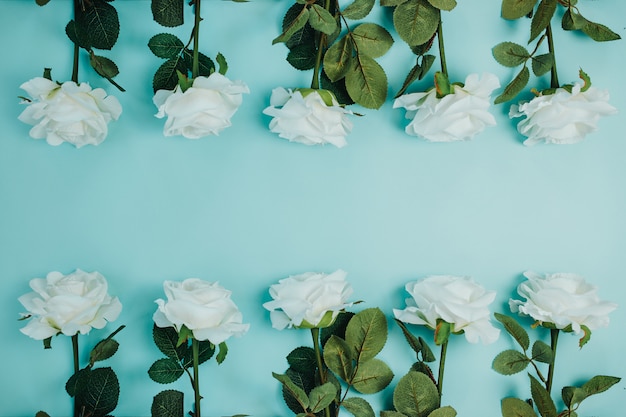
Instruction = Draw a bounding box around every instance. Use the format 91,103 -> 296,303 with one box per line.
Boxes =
192,0 -> 202,79
546,23 -> 559,88
545,329 -> 559,395
311,0 -> 332,89
192,338 -> 202,417
437,340 -> 448,400
71,335 -> 80,417
436,12 -> 448,78
311,328 -> 331,417
71,0 -> 80,83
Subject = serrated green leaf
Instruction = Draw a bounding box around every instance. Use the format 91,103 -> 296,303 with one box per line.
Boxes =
381,412 -> 407,417
148,33 -> 184,59
343,0 -> 375,20
351,23 -> 394,58
492,42 -> 530,68
561,386 -> 584,408
580,375 -> 621,399
494,313 -> 530,350
324,36 -> 354,82
531,53 -> 553,76
352,358 -> 394,394
346,308 -> 388,362
393,372 -> 440,417
308,383 -> 337,413
288,43 -> 318,70
151,389 -> 184,417
426,0 -> 456,11
76,367 -> 119,417
345,55 -> 388,108
394,320 -> 425,358
287,346 -> 317,374
90,338 -> 119,365
66,368 -> 91,398
343,397 -> 375,417
428,406 -> 457,417
492,350 -> 530,375
531,340 -> 553,364
501,397 -> 537,417
494,65 -> 529,104
154,58 -> 186,92
65,20 -> 90,49
78,1 -> 119,50
182,49 -> 215,77
320,72 -> 355,106
90,54 -> 120,79
182,340 -> 215,369
561,8 -> 586,31
309,4 -> 338,35
394,0 -> 440,46
274,7 -> 310,45
501,0 -> 537,20
152,0 -> 184,27
324,335 -> 354,382
582,19 -> 621,42
148,358 -> 185,384
273,372 -> 310,411
153,325 -> 188,362
530,0 -> 556,42
382,0 -> 409,6
529,374 -> 556,417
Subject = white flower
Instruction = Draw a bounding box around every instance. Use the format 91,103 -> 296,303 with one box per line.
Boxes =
510,84 -> 617,145
153,278 -> 249,345
510,271 -> 617,334
262,87 -> 353,148
393,73 -> 500,142
393,275 -> 500,344
18,269 -> 122,340
263,269 -> 353,330
153,72 -> 249,139
18,77 -> 122,148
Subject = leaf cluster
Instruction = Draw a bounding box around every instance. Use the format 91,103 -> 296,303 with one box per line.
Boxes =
274,308 -> 393,417
494,0 -> 620,103
493,313 -> 621,417
275,0 -> 393,109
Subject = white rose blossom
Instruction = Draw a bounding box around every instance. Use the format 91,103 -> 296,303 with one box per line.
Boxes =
262,87 -> 353,148
153,278 -> 249,345
263,269 -> 353,330
153,72 -> 249,139
393,73 -> 500,142
394,275 -> 500,344
510,83 -> 617,145
18,77 -> 122,148
510,271 -> 617,335
18,269 -> 122,340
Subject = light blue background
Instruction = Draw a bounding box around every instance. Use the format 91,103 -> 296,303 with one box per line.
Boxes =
1,0 -> 624,415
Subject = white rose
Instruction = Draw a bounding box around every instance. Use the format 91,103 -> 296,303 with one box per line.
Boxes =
18,77 -> 122,148
263,269 -> 353,330
153,278 -> 249,345
153,72 -> 249,139
393,275 -> 500,344
393,73 -> 500,142
262,87 -> 353,148
18,269 -> 122,340
509,271 -> 617,335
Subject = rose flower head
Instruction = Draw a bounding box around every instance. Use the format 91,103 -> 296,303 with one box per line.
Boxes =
394,275 -> 500,345
263,269 -> 353,330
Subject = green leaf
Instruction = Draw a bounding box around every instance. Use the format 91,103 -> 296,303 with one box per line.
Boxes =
90,338 -> 119,365
393,371 -> 440,417
351,23 -> 394,58
181,340 -> 215,369
148,33 -> 184,59
395,54 -> 435,98
343,0 -> 375,20
580,375 -> 621,400
394,0 -> 440,46
501,0 -> 537,20
529,374 -> 556,417
320,72 -> 355,106
309,4 -> 338,35
65,20 -> 90,49
153,57 -> 187,92
342,397 -> 375,417
321,311 -> 354,345
494,65 -> 529,104
324,36 -> 354,82
35,413 -> 51,417
66,368 -> 91,398
531,53 -> 553,76
494,313 -> 530,351
153,325 -> 188,362
426,0 -> 457,11
287,346 -> 317,374
148,358 -> 185,384
427,406 -> 457,417
346,55 -> 388,109
182,49 -> 215,77
308,383 -> 337,413
492,350 -> 530,375
530,340 -> 553,364
381,412 -> 407,417
324,335 -> 355,381
492,42 -> 530,68
76,367 -> 119,417
79,0 -> 120,50
529,0 -> 556,42
561,386 -> 584,408
274,7 -> 310,45
36,0 -> 51,5
283,368 -> 318,414
151,389 -> 184,417
216,342 -> 228,364
501,397 -> 537,417
346,308 -> 388,362
216,52 -> 228,75
581,19 -> 621,42
90,54 -> 120,79
152,0 -> 184,27
381,0 -> 408,6
288,43 -> 318,70
394,320 -> 426,359
561,8 -> 586,31
273,372 -> 310,411
352,358 -> 394,394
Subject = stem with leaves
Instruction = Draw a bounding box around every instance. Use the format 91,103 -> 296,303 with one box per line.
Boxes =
311,0 -> 332,90
545,23 -> 559,88
311,328 -> 331,417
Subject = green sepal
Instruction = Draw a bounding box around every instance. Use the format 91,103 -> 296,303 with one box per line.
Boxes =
152,0 -> 184,28
177,70 -> 193,92
433,72 -> 452,99
151,389 -> 184,417
216,52 -> 228,75
578,68 -> 592,93
216,342 -> 228,364
176,325 -> 193,347
43,336 -> 52,349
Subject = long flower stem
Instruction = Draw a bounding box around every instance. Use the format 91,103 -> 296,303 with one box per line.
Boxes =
546,23 -> 559,88
311,328 -> 331,417
192,338 -> 202,417
311,0 -> 332,89
436,12 -> 448,78
192,0 -> 202,79
71,335 -> 80,417
545,329 -> 559,395
71,0 -> 80,83
437,340 -> 448,400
